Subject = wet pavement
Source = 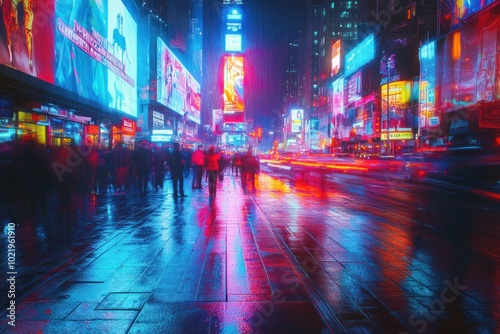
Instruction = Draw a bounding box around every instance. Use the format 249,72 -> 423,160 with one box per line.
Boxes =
1,169 -> 499,333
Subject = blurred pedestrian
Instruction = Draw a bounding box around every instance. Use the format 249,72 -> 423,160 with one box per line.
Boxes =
191,145 -> 204,189
133,141 -> 151,195
204,146 -> 219,198
113,143 -> 130,194
168,142 -> 186,198
182,147 -> 191,178
241,147 -> 257,190
232,153 -> 241,176
152,145 -> 167,191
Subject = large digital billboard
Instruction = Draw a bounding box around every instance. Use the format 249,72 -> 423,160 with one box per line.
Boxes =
157,38 -> 201,124
107,0 -> 138,117
331,40 -> 341,77
223,56 -> 244,113
332,77 -> 344,119
291,109 -> 303,133
225,34 -> 242,52
0,0 -> 55,82
55,0 -> 138,117
344,34 -> 375,77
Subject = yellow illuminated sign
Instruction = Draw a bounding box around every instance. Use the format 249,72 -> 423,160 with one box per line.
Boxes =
381,81 -> 411,104
381,132 -> 413,140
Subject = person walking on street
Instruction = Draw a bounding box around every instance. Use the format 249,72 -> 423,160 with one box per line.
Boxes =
205,146 -> 219,198
168,142 -> 186,198
191,145 -> 204,189
113,143 -> 130,194
241,147 -> 257,191
133,141 -> 151,196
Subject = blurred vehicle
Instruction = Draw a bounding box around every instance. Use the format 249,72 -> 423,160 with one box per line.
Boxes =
396,154 -> 429,182
427,146 -> 500,188
363,155 -> 400,174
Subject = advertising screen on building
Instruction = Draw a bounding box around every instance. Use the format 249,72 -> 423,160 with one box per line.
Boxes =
158,38 -> 201,124
452,0 -> 496,26
332,77 -> 344,119
224,7 -> 243,22
0,0 -> 55,82
55,0 -> 138,117
223,56 -> 244,113
107,0 -> 138,117
344,34 -> 375,77
291,109 -> 303,133
331,40 -> 341,77
225,34 -> 242,52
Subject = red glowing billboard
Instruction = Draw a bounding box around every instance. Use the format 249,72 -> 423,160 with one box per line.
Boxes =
0,0 -> 55,82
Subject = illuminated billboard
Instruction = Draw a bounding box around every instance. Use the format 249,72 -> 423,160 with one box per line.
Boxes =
0,0 -> 55,82
452,0 -> 496,27
225,34 -> 242,52
107,0 -> 138,117
157,38 -> 201,124
344,34 -> 375,77
291,109 -> 303,133
332,77 -> 344,119
331,40 -> 341,77
55,0 -> 138,117
223,56 -> 244,113
224,7 -> 243,22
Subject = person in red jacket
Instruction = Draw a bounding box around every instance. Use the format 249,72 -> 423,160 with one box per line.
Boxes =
191,145 -> 204,189
204,146 -> 219,198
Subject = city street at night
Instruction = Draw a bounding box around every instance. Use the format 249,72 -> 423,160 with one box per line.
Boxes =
1,168 -> 498,333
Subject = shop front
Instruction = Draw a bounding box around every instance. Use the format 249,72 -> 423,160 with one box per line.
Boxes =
16,111 -> 48,144
112,118 -> 137,148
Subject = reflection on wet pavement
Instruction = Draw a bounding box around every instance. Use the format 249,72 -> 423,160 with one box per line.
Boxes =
0,170 -> 498,333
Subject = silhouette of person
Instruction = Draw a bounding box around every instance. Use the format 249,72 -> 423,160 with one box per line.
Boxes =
168,142 -> 185,198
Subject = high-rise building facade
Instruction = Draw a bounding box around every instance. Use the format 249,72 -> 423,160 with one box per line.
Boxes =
301,0 -> 364,150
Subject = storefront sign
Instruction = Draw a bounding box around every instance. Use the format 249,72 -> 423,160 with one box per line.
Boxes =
121,119 -> 136,136
152,129 -> 173,135
381,132 -> 413,140
151,135 -> 172,142
87,125 -> 99,135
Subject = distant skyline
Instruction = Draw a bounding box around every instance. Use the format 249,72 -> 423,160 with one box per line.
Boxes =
202,0 -> 306,129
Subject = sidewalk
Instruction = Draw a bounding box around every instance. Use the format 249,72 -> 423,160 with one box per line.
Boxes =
1,170 -> 498,333
0,173 -> 332,333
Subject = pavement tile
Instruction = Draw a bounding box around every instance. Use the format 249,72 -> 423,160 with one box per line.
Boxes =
7,319 -> 133,334
96,293 -> 150,310
65,302 -> 138,320
17,302 -> 80,321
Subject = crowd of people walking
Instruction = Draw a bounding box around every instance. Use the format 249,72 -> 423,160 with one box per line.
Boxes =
0,138 -> 260,219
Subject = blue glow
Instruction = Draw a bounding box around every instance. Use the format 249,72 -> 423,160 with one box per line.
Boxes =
344,34 -> 375,77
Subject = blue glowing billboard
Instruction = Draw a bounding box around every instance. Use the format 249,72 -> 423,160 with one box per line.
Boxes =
344,34 -> 375,77
157,38 -> 201,124
55,0 -> 138,117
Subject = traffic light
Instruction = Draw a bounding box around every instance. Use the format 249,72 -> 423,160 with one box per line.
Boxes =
257,127 -> 262,142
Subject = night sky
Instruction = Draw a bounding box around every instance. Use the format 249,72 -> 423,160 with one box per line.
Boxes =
242,0 -> 306,128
